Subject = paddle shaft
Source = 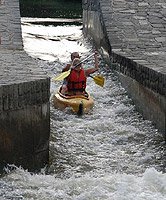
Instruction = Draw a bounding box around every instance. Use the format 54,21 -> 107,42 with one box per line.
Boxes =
72,53 -> 95,69
53,53 -> 96,81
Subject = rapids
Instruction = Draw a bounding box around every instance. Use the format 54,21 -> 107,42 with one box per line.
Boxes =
0,19 -> 165,200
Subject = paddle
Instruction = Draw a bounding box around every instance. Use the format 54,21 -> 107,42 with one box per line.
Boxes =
52,53 -> 95,81
89,75 -> 105,87
52,53 -> 105,87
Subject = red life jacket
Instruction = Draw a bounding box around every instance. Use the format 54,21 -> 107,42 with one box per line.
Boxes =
67,69 -> 87,92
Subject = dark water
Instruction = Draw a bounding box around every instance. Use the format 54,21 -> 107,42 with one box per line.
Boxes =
19,0 -> 82,18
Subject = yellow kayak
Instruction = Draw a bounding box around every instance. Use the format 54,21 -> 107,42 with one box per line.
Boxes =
52,91 -> 94,115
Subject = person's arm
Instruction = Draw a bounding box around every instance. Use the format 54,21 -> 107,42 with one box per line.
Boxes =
62,64 -> 71,72
85,51 -> 99,76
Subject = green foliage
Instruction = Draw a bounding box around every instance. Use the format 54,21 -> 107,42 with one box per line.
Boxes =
19,0 -> 82,18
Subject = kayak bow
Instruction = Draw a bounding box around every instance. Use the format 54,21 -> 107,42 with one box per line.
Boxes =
52,91 -> 94,114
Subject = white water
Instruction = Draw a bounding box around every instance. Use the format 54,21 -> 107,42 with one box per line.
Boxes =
0,19 -> 165,200
1,167 -> 166,200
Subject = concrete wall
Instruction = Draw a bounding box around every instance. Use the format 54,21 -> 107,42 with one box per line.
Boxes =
82,0 -> 166,137
0,0 -> 23,49
0,78 -> 50,171
82,0 -> 111,59
0,0 -> 50,171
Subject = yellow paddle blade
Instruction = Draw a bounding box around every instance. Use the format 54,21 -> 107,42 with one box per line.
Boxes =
93,75 -> 105,87
52,69 -> 71,81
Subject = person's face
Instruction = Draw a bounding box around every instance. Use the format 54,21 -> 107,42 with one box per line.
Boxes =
71,53 -> 80,61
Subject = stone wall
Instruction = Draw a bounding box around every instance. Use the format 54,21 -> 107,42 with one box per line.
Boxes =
82,0 -> 111,59
82,0 -> 166,136
0,0 -> 23,49
0,50 -> 50,171
0,0 -> 50,171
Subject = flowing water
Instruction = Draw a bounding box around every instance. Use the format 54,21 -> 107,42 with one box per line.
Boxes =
0,19 -> 166,200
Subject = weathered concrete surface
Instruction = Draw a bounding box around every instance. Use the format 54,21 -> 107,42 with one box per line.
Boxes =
0,0 -> 50,171
0,0 -> 23,49
0,50 -> 49,85
0,50 -> 50,171
0,103 -> 50,170
83,0 -> 166,136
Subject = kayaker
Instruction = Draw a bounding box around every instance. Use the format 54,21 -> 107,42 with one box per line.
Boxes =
62,52 -> 80,72
61,52 -> 80,94
61,51 -> 99,96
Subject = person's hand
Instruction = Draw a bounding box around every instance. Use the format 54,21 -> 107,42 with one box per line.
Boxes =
94,50 -> 98,57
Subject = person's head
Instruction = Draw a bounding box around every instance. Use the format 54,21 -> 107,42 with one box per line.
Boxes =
72,58 -> 82,71
71,52 -> 80,61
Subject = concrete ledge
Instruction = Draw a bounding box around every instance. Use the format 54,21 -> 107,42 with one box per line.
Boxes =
111,52 -> 166,96
0,79 -> 50,111
0,49 -> 48,85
